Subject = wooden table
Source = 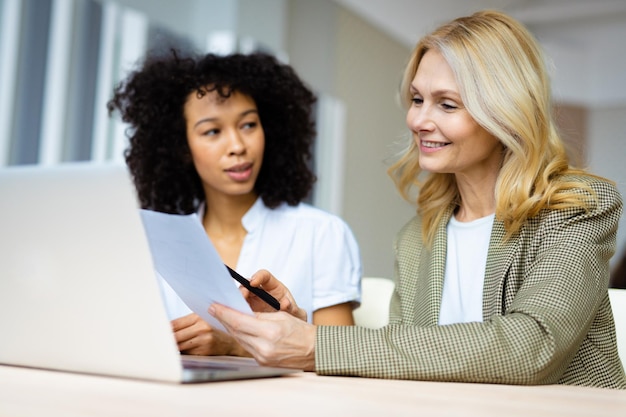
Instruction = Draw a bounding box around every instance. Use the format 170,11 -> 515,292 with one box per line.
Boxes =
1,364 -> 624,416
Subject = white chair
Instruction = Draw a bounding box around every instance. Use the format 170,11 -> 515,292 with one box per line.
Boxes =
609,288 -> 626,367
353,277 -> 395,328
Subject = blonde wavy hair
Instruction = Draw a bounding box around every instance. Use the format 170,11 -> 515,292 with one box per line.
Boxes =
388,10 -> 598,246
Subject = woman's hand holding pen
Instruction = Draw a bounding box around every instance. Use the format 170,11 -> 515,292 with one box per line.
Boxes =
211,269 -> 316,370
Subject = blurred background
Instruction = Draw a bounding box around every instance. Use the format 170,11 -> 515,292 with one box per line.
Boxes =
1,0 -> 625,280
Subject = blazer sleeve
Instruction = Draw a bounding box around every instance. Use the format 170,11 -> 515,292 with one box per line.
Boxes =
315,178 -> 623,385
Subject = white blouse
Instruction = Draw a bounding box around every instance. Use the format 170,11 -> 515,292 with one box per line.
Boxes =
438,213 -> 495,326
158,198 -> 362,323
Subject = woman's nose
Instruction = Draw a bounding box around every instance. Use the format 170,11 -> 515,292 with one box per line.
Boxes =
406,105 -> 434,133
226,130 -> 246,155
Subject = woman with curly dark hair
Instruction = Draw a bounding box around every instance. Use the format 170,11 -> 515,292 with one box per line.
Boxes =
108,50 -> 361,357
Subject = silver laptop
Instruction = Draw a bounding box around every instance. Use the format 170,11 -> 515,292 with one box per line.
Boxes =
0,162 -> 299,383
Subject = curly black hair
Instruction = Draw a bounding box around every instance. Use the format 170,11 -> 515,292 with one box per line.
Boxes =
107,50 -> 317,214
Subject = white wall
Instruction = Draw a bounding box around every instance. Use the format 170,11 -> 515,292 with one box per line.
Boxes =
588,106 -> 626,267
334,8 -> 415,278
99,0 -> 233,48
102,0 -> 287,53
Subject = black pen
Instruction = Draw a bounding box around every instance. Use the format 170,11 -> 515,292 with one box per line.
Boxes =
224,265 -> 280,311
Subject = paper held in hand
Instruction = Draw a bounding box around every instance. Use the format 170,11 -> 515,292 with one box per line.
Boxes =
139,209 -> 253,331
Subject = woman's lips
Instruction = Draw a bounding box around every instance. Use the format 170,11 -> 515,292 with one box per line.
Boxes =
225,162 -> 253,181
420,140 -> 449,153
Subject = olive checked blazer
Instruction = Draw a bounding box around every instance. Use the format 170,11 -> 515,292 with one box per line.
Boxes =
316,175 -> 626,389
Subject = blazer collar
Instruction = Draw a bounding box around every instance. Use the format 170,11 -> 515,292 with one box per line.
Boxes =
419,206 -> 452,326
482,219 -> 519,319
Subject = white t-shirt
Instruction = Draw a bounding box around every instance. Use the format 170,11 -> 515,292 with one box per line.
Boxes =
438,213 -> 494,326
158,198 -> 362,323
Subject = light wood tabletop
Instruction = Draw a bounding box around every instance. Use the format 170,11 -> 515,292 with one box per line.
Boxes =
1,364 -> 625,417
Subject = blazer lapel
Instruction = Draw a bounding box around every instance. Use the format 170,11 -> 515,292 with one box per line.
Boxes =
415,207 -> 453,326
482,219 -> 519,320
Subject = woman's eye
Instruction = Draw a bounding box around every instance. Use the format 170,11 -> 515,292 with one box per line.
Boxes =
203,128 -> 219,136
441,102 -> 458,110
411,97 -> 423,105
242,121 -> 258,130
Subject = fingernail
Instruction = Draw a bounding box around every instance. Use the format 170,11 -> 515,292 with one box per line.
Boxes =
208,305 -> 216,316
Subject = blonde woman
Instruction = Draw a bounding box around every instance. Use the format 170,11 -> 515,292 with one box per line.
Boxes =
209,10 -> 625,389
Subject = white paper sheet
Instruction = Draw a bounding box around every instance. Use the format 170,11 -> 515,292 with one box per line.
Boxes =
139,209 -> 253,332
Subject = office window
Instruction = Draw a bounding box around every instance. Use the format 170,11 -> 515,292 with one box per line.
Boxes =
0,0 -> 152,166
0,0 -> 21,165
62,0 -> 102,162
9,0 -> 52,165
